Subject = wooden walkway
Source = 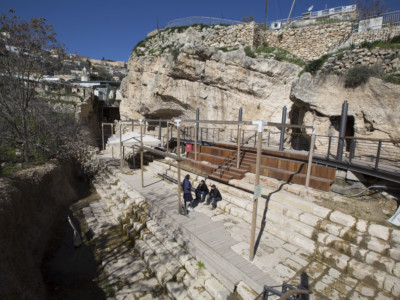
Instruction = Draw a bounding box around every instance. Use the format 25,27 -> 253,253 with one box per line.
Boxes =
118,171 -> 277,293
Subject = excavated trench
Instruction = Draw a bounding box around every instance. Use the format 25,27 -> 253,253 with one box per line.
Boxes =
0,161 -> 104,299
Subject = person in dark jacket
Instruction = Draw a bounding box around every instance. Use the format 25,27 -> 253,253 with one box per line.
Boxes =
195,180 -> 209,202
182,174 -> 194,211
206,184 -> 222,209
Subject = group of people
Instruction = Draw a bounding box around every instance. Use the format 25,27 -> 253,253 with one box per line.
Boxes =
182,174 -> 222,212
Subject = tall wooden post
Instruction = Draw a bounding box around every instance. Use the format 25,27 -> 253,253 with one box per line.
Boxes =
102,123 -> 105,150
131,120 -> 134,132
140,119 -> 144,188
249,121 -> 264,261
167,123 -> 170,152
237,107 -> 243,169
119,122 -> 123,167
111,124 -> 114,137
176,120 -> 182,213
305,127 -> 316,188
195,123 -> 198,161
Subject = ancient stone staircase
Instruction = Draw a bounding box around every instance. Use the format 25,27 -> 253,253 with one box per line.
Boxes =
84,159 -> 235,299
150,158 -> 400,299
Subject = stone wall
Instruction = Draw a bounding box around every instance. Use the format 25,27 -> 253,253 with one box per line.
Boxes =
260,23 -> 353,61
321,48 -> 400,75
138,20 -> 400,62
352,26 -> 400,45
135,23 -> 257,57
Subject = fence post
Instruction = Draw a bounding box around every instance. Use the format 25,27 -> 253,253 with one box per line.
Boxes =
102,123 -> 105,150
375,140 -> 382,169
167,123 -> 170,152
158,119 -> 162,141
337,101 -> 348,161
249,121 -> 264,261
279,106 -> 287,151
132,120 -> 134,132
176,120 -> 182,213
237,107 -> 242,169
349,139 -> 356,163
305,127 -> 316,188
119,122 -> 123,168
140,119 -> 144,187
327,136 -> 332,160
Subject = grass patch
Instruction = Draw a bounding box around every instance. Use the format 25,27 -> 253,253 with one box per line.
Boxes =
197,261 -> 205,269
344,65 -> 375,88
304,54 -> 332,74
383,73 -> 400,85
244,46 -> 256,58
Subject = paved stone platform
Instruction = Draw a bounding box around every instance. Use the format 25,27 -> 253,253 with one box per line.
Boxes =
118,170 -> 277,294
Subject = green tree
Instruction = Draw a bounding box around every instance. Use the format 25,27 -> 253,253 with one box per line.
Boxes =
0,10 -> 65,164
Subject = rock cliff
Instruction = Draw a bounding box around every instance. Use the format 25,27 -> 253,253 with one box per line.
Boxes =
121,45 -> 400,140
121,45 -> 301,124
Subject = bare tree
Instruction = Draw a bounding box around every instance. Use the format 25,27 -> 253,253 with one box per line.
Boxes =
0,10 -> 64,164
355,0 -> 388,18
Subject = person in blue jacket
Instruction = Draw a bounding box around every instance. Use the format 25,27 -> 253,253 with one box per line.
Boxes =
195,180 -> 209,202
206,184 -> 222,210
182,174 -> 194,211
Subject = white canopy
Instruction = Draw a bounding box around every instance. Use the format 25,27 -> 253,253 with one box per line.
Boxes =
107,132 -> 161,147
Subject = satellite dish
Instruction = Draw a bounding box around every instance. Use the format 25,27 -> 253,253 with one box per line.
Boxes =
308,5 -> 314,12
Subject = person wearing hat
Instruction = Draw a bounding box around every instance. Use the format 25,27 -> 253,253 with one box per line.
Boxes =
195,180 -> 209,202
206,184 -> 222,210
182,174 -> 194,211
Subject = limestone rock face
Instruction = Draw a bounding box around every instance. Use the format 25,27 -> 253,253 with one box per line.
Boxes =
120,45 -> 301,125
291,73 -> 400,139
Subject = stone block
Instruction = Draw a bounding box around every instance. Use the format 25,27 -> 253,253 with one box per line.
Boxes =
383,275 -> 400,297
204,277 -> 230,300
348,259 -> 375,281
166,281 -> 188,300
300,212 -> 321,227
367,237 -> 390,254
184,258 -> 200,278
391,229 -> 400,244
322,248 -> 350,271
356,220 -> 368,232
368,224 -> 390,241
236,281 -> 258,300
355,282 -> 376,297
312,204 -> 331,219
330,211 -> 356,227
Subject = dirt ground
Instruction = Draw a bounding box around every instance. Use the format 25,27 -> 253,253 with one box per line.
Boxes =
319,179 -> 399,226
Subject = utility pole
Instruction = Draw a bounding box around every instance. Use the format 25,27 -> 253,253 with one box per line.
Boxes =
287,0 -> 296,24
264,0 -> 268,29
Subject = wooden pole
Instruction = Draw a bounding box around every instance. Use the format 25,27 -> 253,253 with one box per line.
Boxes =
102,124 -> 105,150
305,127 -> 316,188
287,0 -> 296,24
119,122 -> 123,167
249,122 -> 263,261
111,124 -> 114,137
132,120 -> 134,132
140,120 -> 144,188
167,123 -> 170,152
176,120 -> 182,213
195,122 -> 198,161
237,126 -> 242,168
264,0 -> 268,29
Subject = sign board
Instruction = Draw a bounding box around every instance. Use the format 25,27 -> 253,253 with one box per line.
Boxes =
253,184 -> 262,200
358,17 -> 383,33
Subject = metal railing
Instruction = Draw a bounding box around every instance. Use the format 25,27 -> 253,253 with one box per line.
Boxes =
163,16 -> 244,29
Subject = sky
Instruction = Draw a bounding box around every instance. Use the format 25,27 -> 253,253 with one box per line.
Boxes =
1,1 -> 400,62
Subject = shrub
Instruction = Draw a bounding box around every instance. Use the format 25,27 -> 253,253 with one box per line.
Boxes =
244,46 -> 256,58
217,47 -> 229,52
304,54 -> 331,74
390,35 -> 400,44
384,74 -> 400,85
344,65 -> 374,88
278,33 -> 283,42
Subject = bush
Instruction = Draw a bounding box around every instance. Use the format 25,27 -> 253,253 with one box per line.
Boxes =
390,35 -> 400,44
304,54 -> 331,74
244,46 -> 256,58
384,74 -> 400,85
344,66 -> 374,88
